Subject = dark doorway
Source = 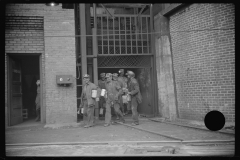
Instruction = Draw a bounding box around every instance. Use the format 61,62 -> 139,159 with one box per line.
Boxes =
98,67 -> 154,117
8,54 -> 40,126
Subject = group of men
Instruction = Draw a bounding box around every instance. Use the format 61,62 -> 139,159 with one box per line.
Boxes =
80,69 -> 142,128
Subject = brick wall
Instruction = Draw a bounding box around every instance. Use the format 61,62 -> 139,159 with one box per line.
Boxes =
5,3 -> 77,125
169,4 -> 235,122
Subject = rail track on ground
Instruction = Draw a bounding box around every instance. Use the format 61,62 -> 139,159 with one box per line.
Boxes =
6,119 -> 235,156
115,119 -> 234,142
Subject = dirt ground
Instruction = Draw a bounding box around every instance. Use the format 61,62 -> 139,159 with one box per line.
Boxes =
5,117 -> 235,156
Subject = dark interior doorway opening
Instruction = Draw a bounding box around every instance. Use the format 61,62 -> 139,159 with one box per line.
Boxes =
98,67 -> 154,117
8,54 -> 40,126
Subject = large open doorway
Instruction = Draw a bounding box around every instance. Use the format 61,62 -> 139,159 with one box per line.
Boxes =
7,54 -> 41,127
98,67 -> 154,117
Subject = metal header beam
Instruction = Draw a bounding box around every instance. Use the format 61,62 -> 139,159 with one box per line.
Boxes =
100,4 -> 114,19
102,3 -> 150,8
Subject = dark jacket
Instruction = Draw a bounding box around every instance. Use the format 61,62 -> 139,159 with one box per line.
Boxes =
35,86 -> 40,109
98,79 -> 106,89
81,82 -> 100,107
128,77 -> 142,104
105,80 -> 122,103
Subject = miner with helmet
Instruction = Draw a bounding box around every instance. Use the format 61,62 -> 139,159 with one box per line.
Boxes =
126,71 -> 142,125
118,69 -> 129,115
80,74 -> 100,128
98,73 -> 107,115
102,73 -> 125,127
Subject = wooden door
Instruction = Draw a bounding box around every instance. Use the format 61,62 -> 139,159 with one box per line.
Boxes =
9,57 -> 23,126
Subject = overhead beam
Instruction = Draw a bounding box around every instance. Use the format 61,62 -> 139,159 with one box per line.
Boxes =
102,3 -> 150,8
138,5 -> 147,16
160,3 -> 185,16
100,3 -> 114,19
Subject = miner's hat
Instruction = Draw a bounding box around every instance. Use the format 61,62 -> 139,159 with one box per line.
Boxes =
112,73 -> 118,77
119,69 -> 124,73
105,73 -> 112,78
126,70 -> 135,76
83,74 -> 90,78
100,73 -> 105,78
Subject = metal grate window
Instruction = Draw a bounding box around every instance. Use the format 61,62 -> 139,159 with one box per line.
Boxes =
98,55 -> 151,68
97,15 -> 151,55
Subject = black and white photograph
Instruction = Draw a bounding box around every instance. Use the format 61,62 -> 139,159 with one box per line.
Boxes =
5,2 -> 235,157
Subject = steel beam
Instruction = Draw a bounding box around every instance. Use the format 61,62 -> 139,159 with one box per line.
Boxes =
150,4 -> 159,117
100,4 -> 114,19
79,4 -> 87,84
92,28 -> 99,119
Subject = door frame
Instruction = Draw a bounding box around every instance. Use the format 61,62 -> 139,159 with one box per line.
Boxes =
7,53 -> 43,126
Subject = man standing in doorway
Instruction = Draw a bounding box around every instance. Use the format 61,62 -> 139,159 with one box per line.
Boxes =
98,73 -> 106,117
103,73 -> 125,127
35,80 -> 41,121
118,69 -> 129,115
80,74 -> 100,128
126,71 -> 142,125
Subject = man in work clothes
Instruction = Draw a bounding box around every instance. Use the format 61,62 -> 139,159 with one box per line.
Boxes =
35,80 -> 41,121
98,73 -> 106,117
117,69 -> 129,115
126,71 -> 142,125
80,74 -> 100,128
103,73 -> 125,127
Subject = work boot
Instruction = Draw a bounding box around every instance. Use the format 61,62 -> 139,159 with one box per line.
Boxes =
111,121 -> 117,125
84,124 -> 90,128
125,110 -> 132,115
120,119 -> 125,124
131,122 -> 139,126
104,123 -> 110,127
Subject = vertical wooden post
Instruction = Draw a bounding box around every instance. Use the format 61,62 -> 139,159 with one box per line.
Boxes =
80,4 -> 87,84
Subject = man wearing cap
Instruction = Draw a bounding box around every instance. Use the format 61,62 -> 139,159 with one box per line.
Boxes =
98,73 -> 106,116
126,71 -> 142,125
118,69 -> 129,115
113,73 -> 124,120
80,74 -> 100,128
35,80 -> 41,121
103,73 -> 125,127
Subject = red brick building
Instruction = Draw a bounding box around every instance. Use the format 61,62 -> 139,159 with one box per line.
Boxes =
5,3 -> 235,127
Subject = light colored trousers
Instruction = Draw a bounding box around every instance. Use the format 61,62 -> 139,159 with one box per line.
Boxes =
105,100 -> 124,124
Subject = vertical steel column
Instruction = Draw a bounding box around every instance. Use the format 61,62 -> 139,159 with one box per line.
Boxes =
119,16 -> 121,54
93,3 -> 99,119
93,3 -> 97,28
134,9 -> 138,54
150,4 -> 158,116
113,16 -> 115,54
141,17 -> 143,54
107,15 -> 109,54
125,17 -> 127,54
80,4 -> 87,84
101,16 -> 103,55
130,17 -> 132,54
146,17 -> 149,54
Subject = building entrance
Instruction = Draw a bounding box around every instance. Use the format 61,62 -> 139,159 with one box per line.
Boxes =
7,54 -> 41,126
